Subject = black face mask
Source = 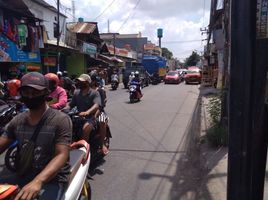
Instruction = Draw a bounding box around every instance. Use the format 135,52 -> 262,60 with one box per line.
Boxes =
21,95 -> 46,110
48,81 -> 57,92
78,82 -> 88,90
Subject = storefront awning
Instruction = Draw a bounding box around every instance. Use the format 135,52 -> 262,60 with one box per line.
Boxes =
98,54 -> 124,63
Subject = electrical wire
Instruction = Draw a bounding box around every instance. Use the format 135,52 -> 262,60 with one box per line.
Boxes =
162,39 -> 203,44
92,0 -> 117,21
117,0 -> 141,32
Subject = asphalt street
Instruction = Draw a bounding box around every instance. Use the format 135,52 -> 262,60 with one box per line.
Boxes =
90,82 -> 201,200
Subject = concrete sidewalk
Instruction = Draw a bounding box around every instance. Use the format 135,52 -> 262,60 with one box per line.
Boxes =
199,86 -> 228,200
199,86 -> 268,200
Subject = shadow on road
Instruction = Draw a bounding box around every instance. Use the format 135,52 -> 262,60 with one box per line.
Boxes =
138,86 -> 227,200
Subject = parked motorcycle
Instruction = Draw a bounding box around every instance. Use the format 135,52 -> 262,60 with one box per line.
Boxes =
129,82 -> 142,103
2,140 -> 92,200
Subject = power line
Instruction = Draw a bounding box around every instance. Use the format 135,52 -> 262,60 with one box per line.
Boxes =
117,0 -> 141,32
162,39 -> 203,44
93,0 -> 117,21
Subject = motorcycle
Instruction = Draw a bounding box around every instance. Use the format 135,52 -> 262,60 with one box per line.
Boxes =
111,80 -> 119,90
129,82 -> 142,103
1,140 -> 92,200
0,100 -> 25,135
66,108 -> 112,166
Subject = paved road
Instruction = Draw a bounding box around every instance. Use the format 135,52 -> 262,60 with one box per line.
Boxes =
0,82 -> 201,200
90,82 -> 201,200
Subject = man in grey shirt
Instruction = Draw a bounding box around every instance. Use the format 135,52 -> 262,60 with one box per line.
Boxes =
69,74 -> 101,141
0,72 -> 72,200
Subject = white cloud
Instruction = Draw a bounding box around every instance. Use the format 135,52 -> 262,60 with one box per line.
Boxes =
45,0 -> 211,60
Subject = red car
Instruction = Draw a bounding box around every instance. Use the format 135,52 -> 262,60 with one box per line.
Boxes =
164,71 -> 181,84
184,69 -> 201,84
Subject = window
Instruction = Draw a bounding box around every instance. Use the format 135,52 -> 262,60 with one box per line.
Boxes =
54,23 -> 58,38
216,0 -> 224,10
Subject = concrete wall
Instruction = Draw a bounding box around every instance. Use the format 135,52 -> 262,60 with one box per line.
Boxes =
23,0 -> 66,42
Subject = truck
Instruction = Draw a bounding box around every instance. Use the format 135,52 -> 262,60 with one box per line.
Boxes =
141,55 -> 167,83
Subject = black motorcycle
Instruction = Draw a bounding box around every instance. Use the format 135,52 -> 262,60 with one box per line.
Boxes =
129,82 -> 142,103
66,108 -> 112,165
111,80 -> 119,90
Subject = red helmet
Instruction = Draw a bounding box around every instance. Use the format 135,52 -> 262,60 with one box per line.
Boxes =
45,73 -> 59,86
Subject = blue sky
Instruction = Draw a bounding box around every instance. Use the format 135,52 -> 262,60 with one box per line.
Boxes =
45,0 -> 211,61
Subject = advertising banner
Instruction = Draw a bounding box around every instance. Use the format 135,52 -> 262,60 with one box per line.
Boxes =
257,0 -> 268,38
0,34 -> 41,62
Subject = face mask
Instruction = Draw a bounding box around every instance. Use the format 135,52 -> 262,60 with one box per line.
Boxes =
78,82 -> 88,90
49,85 -> 57,92
21,95 -> 46,110
48,81 -> 57,92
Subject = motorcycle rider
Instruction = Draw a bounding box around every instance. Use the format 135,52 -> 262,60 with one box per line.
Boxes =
91,74 -> 109,155
68,74 -> 101,141
57,71 -> 75,97
6,74 -> 21,99
45,73 -> 68,110
0,72 -> 72,200
131,71 -> 143,97
128,71 -> 135,86
111,70 -> 119,88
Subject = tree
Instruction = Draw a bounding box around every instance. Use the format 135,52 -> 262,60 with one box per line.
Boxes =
184,51 -> 201,67
161,47 -> 173,59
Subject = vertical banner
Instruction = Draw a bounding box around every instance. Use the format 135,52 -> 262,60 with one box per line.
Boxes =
256,0 -> 268,38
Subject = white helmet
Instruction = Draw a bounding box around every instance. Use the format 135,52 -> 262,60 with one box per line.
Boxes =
57,71 -> 62,76
135,71 -> 139,75
131,72 -> 134,75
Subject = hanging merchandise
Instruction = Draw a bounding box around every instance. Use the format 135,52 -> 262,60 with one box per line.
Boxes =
0,10 -> 3,32
38,26 -> 44,48
18,24 -> 28,47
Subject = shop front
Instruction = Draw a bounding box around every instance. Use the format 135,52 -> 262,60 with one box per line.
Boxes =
0,6 -> 43,80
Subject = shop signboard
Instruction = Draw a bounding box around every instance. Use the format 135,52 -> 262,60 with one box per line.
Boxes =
0,34 -> 41,62
107,45 -> 130,57
44,57 -> 56,66
82,42 -> 97,56
257,0 -> 268,38
144,43 -> 155,51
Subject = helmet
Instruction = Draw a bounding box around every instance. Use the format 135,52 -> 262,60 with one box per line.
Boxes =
135,71 -> 139,75
63,71 -> 68,76
56,71 -> 62,76
45,73 -> 59,86
131,72 -> 134,75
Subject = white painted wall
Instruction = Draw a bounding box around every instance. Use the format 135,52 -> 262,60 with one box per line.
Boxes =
22,0 -> 66,42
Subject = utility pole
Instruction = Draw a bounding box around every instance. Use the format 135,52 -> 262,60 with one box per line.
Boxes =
108,20 -> 110,33
113,33 -> 116,56
72,0 -> 75,22
227,0 -> 268,199
56,0 -> 60,72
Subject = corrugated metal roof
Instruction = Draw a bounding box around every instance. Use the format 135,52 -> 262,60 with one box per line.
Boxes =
67,22 -> 97,34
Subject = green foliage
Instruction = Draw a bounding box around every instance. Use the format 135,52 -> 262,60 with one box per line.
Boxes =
206,124 -> 228,147
207,95 -> 221,125
206,94 -> 228,147
161,47 -> 173,59
184,51 -> 201,67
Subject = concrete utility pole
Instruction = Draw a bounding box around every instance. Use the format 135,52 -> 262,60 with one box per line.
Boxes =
72,0 -> 75,22
228,0 -> 268,199
57,0 -> 60,72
